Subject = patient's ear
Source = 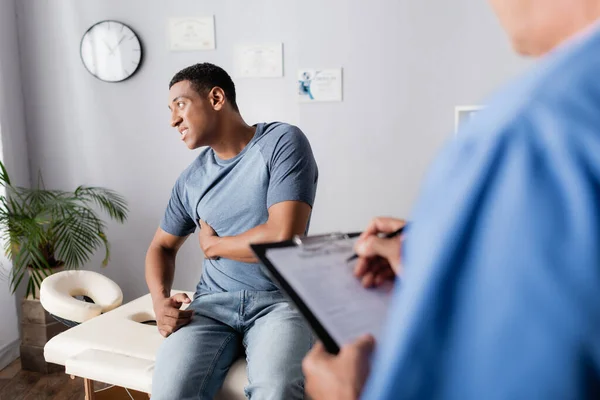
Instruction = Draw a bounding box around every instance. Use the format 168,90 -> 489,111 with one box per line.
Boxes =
209,87 -> 225,111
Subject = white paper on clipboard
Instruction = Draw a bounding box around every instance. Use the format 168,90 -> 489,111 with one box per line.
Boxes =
266,236 -> 394,347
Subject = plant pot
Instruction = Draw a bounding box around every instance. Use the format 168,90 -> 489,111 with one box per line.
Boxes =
20,297 -> 67,373
21,264 -> 67,373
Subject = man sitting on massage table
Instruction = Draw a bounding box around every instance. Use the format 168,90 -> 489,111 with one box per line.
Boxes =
145,63 -> 319,400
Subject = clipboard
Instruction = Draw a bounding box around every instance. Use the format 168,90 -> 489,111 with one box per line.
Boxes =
252,231 -> 389,355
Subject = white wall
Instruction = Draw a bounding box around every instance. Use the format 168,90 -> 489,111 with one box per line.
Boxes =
13,0 -> 529,301
0,0 -> 30,370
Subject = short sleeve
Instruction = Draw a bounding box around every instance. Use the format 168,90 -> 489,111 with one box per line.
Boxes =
266,127 -> 318,209
160,177 -> 196,237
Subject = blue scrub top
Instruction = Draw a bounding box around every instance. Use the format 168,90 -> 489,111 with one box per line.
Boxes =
362,24 -> 600,399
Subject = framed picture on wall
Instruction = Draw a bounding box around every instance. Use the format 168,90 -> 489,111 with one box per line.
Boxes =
234,43 -> 283,78
298,68 -> 343,103
168,16 -> 215,51
454,105 -> 484,135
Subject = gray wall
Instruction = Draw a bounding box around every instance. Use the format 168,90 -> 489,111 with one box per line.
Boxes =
0,0 -> 30,369
13,0 -> 529,301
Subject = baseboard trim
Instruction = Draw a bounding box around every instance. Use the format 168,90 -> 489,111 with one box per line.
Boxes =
0,337 -> 20,370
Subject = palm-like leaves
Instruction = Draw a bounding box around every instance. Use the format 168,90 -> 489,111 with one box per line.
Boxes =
0,161 -> 128,298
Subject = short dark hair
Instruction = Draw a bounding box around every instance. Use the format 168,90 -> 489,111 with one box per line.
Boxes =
169,63 -> 239,111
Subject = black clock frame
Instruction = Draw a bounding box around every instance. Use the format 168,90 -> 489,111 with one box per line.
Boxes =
79,19 -> 144,83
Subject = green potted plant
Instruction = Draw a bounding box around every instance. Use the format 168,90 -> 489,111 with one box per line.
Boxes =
0,160 -> 128,372
0,161 -> 128,298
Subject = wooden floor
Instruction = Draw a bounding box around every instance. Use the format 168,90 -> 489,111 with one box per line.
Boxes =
0,358 -> 86,400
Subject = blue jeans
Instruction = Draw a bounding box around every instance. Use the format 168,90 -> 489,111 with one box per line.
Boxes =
151,289 -> 313,400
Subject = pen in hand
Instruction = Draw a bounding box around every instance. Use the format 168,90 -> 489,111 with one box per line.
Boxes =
346,225 -> 408,263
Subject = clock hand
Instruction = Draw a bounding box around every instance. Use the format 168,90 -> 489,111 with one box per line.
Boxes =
102,39 -> 113,53
108,35 -> 126,56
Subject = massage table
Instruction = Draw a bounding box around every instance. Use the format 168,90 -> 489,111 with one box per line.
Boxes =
40,270 -> 247,399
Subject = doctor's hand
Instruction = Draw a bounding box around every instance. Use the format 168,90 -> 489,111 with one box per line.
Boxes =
153,293 -> 194,337
198,219 -> 219,260
303,335 -> 376,400
353,217 -> 406,288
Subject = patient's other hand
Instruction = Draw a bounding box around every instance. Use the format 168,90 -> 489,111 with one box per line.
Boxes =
353,217 -> 405,288
153,293 -> 193,337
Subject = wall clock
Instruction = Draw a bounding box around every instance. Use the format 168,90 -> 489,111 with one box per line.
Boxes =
80,20 -> 143,82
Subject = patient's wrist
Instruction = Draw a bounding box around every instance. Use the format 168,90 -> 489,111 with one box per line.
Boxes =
151,290 -> 170,305
203,236 -> 222,259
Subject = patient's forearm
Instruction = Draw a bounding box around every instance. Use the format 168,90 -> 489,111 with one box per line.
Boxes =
204,222 -> 293,263
145,246 -> 176,302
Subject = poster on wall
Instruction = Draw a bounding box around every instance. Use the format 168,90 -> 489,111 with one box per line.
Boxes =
234,44 -> 283,78
297,68 -> 343,103
168,17 -> 215,51
454,105 -> 484,135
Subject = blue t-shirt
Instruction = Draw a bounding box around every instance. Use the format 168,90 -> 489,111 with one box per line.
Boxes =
362,26 -> 600,399
161,122 -> 318,293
